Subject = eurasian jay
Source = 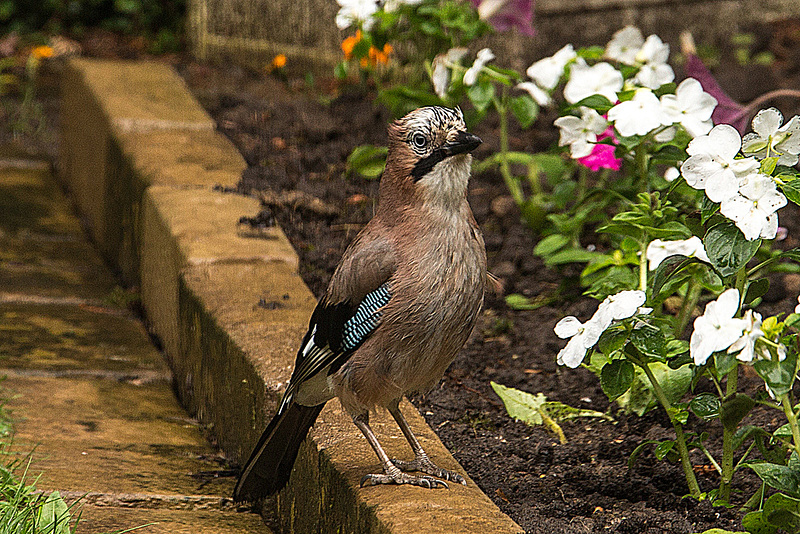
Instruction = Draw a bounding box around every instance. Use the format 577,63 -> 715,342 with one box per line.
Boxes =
234,106 -> 486,501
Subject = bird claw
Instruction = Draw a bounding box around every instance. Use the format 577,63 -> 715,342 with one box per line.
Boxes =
360,472 -> 449,489
390,457 -> 467,486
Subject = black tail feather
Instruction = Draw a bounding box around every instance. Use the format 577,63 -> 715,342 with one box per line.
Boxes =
233,402 -> 324,502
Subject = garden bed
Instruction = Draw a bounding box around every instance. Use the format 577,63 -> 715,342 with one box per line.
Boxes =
176,26 -> 800,533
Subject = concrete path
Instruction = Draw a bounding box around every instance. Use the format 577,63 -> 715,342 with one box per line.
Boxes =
0,156 -> 268,533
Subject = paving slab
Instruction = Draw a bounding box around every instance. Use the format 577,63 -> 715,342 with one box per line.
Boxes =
6,373 -> 233,497
0,158 -> 269,532
0,164 -> 82,237
0,303 -> 168,379
70,505 -> 268,534
0,234 -> 117,302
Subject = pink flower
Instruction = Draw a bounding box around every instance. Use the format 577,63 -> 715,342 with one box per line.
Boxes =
577,127 -> 621,171
470,0 -> 535,37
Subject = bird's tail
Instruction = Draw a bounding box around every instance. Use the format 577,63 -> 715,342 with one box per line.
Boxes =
233,402 -> 324,502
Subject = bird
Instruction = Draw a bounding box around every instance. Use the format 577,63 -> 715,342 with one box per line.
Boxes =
233,106 -> 487,502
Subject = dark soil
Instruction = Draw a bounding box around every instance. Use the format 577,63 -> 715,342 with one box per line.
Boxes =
177,25 -> 800,532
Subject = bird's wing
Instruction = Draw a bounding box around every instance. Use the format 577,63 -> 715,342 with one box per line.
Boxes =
278,232 -> 397,413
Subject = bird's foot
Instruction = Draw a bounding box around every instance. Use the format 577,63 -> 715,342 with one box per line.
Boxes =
360,471 -> 448,489
390,456 -> 466,486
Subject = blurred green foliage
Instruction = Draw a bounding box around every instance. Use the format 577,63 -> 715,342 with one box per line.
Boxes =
0,0 -> 186,52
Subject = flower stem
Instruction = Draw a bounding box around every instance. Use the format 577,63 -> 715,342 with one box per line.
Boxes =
639,238 -> 648,292
675,276 -> 701,338
495,89 -> 524,206
718,365 -> 738,502
781,394 -> 800,459
634,354 -> 702,498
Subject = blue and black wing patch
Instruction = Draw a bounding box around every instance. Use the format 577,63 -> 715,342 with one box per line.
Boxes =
277,283 -> 391,413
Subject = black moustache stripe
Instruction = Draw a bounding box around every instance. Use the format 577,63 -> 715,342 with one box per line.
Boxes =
411,148 -> 447,181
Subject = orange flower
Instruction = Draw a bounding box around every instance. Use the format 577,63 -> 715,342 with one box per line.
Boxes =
271,54 -> 287,69
31,46 -> 54,59
367,43 -> 392,66
341,30 -> 362,60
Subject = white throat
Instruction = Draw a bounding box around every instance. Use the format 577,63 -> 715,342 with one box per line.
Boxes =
417,153 -> 472,213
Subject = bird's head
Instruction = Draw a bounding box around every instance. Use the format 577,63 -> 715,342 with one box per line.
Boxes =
383,106 -> 482,211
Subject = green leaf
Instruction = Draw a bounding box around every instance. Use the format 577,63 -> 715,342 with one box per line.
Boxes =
568,94 -> 614,113
714,351 -> 739,376
533,234 -> 569,257
651,255 -> 698,298
629,325 -> 667,360
754,352 -> 798,397
346,145 -> 388,179
689,392 -> 721,420
598,326 -> 628,355
701,196 -> 720,224
466,81 -> 495,113
510,94 -> 539,128
704,222 -> 761,277
720,394 -> 756,432
781,180 -> 800,206
653,439 -> 676,460
760,156 -> 779,176
744,461 -> 800,496
745,278 -> 770,305
542,247 -> 601,265
601,359 -> 635,400
37,491 -> 71,534
491,381 -> 545,425
742,510 -> 778,534
764,492 -> 800,533
780,248 -> 800,263
491,382 -> 610,444
505,293 -> 549,311
619,362 -> 692,415
642,221 -> 693,240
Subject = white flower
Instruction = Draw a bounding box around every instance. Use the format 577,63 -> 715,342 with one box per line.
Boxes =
335,0 -> 379,29
660,78 -> 717,137
383,0 -> 423,10
664,166 -> 681,182
563,61 -> 623,104
555,290 -> 646,368
431,48 -> 468,98
646,237 -> 710,270
635,62 -> 675,90
527,44 -> 576,90
742,108 -> 800,166
727,310 -> 764,363
720,173 -> 786,240
636,34 -> 669,63
690,289 -> 747,366
607,89 -> 668,137
680,124 -> 760,203
463,48 -> 495,86
795,294 -> 800,314
553,107 -> 608,158
554,316 -> 606,368
517,81 -> 552,106
596,290 -> 647,324
605,26 -> 644,65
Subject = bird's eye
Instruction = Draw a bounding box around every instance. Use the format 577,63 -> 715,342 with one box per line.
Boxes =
411,133 -> 427,150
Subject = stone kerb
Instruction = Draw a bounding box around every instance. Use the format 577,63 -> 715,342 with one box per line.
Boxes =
60,57 -> 524,533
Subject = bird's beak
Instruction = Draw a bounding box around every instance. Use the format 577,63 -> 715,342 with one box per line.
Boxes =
443,131 -> 482,157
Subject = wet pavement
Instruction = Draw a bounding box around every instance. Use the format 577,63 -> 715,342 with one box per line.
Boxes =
0,157 -> 268,532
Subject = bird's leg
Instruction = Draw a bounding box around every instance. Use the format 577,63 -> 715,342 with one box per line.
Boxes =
387,399 -> 466,485
352,412 -> 448,489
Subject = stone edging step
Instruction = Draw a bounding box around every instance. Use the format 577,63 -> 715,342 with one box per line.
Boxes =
58,57 -> 523,533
